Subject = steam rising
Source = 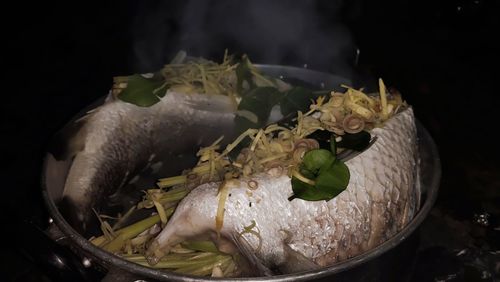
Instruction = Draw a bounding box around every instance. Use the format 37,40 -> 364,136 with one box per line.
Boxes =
131,0 -> 356,80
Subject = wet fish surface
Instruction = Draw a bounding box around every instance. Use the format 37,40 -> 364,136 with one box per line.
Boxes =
146,107 -> 420,274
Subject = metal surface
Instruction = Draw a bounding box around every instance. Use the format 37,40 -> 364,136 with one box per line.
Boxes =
41,65 -> 441,281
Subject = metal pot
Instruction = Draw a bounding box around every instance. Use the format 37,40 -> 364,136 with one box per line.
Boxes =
40,65 -> 441,281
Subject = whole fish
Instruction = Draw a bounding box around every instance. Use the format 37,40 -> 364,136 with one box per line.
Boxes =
60,91 -> 239,232
146,107 -> 420,274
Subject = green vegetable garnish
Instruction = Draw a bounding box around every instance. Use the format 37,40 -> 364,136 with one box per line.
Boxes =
289,138 -> 350,201
117,74 -> 167,107
235,86 -> 282,129
279,86 -> 316,116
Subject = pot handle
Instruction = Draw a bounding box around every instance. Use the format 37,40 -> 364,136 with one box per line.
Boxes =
18,219 -> 101,282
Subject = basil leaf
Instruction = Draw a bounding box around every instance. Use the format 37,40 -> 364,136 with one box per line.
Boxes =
337,131 -> 371,151
117,74 -> 167,107
235,87 -> 282,130
280,87 -> 316,116
302,149 -> 335,174
289,177 -> 333,201
290,150 -> 350,202
299,167 -> 316,179
315,160 -> 350,199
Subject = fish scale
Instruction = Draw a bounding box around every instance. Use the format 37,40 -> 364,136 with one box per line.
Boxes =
148,107 -> 419,273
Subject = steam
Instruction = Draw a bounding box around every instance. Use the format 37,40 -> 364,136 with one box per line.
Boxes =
131,0 -> 356,80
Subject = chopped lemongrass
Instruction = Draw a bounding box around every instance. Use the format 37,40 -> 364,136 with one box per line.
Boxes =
170,244 -> 197,254
258,153 -> 288,164
101,215 -> 161,252
152,197 -> 168,226
112,205 -> 136,230
212,265 -> 224,277
238,220 -> 263,252
216,180 -> 237,238
218,128 -> 258,159
90,235 -> 108,247
181,240 -> 220,253
157,175 -> 187,188
344,99 -> 374,120
130,235 -> 150,246
379,78 -> 389,120
264,124 -> 290,134
292,169 -> 316,186
250,129 -> 264,152
342,85 -> 376,107
158,189 -> 188,205
135,254 -> 219,269
175,255 -> 232,276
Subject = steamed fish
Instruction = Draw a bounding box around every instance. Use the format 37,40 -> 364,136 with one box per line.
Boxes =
146,107 -> 420,274
61,91 -> 238,231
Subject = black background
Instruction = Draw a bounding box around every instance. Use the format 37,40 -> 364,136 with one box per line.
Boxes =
2,0 -> 499,281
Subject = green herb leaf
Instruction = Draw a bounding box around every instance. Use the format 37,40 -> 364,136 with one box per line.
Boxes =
117,74 -> 167,107
279,87 -> 316,116
290,149 -> 349,202
302,149 -> 335,174
337,131 -> 371,151
315,160 -> 350,199
234,86 -> 282,130
289,177 -> 333,201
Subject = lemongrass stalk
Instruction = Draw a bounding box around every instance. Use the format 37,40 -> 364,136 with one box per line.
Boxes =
135,253 -> 220,269
122,252 -> 195,263
157,175 -> 187,188
222,259 -> 237,277
153,198 -> 168,225
102,215 -> 161,253
159,188 -> 188,202
181,241 -> 219,253
138,188 -> 187,209
90,236 -> 108,246
192,164 -> 210,174
112,205 -> 136,230
176,255 -> 232,276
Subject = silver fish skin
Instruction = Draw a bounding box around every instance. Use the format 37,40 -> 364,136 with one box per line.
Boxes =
61,91 -> 238,231
147,107 -> 420,273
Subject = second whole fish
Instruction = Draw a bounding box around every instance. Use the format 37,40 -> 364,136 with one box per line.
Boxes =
146,107 -> 420,274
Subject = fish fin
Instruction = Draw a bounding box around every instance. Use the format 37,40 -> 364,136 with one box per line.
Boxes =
279,244 -> 320,274
229,233 -> 273,276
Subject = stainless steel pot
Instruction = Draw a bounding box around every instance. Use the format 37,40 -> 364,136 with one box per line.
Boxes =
41,65 -> 441,281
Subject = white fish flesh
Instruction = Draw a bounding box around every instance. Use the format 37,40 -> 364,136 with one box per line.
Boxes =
146,107 -> 420,274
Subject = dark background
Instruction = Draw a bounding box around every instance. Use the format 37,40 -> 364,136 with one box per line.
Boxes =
2,0 -> 499,281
